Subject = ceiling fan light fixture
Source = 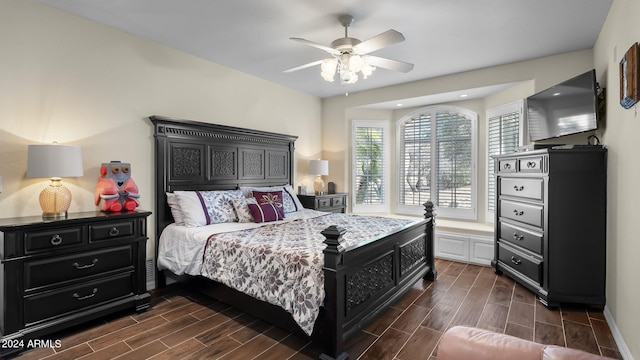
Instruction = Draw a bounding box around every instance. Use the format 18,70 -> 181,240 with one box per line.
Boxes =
361,62 -> 376,79
320,58 -> 338,82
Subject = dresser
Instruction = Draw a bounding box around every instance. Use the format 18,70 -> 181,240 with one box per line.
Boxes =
298,193 -> 347,213
491,146 -> 606,308
0,211 -> 151,356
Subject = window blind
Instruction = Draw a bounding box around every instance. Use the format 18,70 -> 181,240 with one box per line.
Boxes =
354,126 -> 385,205
487,111 -> 520,213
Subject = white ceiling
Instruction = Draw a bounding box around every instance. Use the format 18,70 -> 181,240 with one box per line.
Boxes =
38,0 -> 612,107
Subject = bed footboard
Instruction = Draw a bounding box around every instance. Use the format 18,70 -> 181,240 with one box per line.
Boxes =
320,201 -> 437,360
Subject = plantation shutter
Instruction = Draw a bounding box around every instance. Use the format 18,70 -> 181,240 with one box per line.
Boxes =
487,106 -> 522,214
435,111 -> 473,209
400,114 -> 431,206
352,120 -> 389,212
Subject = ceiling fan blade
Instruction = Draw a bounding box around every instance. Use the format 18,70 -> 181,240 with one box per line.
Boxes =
353,29 -> 405,54
289,37 -> 341,55
283,59 -> 327,73
366,55 -> 414,73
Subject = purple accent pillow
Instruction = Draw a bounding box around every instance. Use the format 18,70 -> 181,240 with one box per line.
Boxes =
252,190 -> 284,209
248,203 -> 285,223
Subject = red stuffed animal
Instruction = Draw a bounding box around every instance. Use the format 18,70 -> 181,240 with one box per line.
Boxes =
94,161 -> 140,212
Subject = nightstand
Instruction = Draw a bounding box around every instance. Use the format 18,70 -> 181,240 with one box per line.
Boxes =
0,210 -> 151,357
298,193 -> 347,213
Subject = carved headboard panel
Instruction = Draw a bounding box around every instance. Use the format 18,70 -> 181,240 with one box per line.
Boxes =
149,115 -> 298,238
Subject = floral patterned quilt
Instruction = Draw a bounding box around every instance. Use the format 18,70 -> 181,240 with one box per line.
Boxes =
200,212 -> 416,335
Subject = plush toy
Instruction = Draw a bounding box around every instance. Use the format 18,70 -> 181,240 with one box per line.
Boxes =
94,161 -> 140,212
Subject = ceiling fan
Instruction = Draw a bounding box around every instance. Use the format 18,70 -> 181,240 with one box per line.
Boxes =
284,15 -> 414,84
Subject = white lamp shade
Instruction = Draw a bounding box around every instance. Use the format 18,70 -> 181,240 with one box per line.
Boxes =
309,159 -> 329,176
27,144 -> 84,178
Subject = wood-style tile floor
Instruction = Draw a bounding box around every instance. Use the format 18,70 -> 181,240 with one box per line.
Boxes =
14,259 -> 622,360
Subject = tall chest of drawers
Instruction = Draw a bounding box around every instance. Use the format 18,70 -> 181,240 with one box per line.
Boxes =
491,146 -> 607,308
0,211 -> 151,356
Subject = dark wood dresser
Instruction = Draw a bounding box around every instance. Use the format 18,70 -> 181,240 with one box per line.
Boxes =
0,210 -> 151,356
298,193 -> 347,213
491,146 -> 606,308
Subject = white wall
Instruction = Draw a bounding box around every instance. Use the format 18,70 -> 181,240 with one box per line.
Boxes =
594,0 -> 640,357
0,0 -> 322,260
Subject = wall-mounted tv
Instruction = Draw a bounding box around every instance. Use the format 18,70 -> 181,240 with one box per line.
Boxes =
527,69 -> 598,142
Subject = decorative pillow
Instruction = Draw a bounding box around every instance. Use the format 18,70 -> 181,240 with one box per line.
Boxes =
252,190 -> 284,209
248,203 -> 285,223
231,197 -> 258,223
282,185 -> 305,213
241,185 -> 304,213
166,192 -> 185,226
199,190 -> 243,224
174,190 -> 244,227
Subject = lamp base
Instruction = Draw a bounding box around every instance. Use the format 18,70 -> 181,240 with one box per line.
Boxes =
314,175 -> 325,195
39,178 -> 72,219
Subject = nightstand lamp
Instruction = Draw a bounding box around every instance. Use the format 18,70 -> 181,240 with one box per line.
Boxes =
27,143 -> 83,218
309,159 -> 329,195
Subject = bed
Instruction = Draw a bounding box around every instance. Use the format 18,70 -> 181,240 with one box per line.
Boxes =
150,115 -> 436,360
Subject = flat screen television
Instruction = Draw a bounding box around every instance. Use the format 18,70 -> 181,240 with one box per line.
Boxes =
527,69 -> 598,142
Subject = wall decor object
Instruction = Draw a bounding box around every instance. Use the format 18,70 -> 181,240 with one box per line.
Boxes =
95,160 -> 140,212
620,42 -> 639,109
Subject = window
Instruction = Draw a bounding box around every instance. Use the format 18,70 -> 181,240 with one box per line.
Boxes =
398,106 -> 477,219
352,120 -> 389,213
486,101 -> 526,220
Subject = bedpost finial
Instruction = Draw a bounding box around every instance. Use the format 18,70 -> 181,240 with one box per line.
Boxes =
423,200 -> 435,218
322,225 -> 347,250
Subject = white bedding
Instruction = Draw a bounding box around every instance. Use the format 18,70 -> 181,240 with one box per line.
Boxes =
157,209 -> 327,276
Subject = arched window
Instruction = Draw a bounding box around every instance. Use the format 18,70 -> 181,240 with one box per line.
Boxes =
397,105 -> 477,219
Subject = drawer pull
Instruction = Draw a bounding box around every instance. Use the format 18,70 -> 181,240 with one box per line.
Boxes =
73,258 -> 98,270
50,234 -> 63,246
503,163 -> 511,170
108,227 -> 120,237
513,185 -> 524,191
73,288 -> 98,301
510,256 -> 522,266
513,209 -> 524,216
513,233 -> 525,241
526,161 -> 537,169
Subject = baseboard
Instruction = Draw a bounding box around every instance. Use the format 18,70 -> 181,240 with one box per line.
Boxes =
604,305 -> 634,359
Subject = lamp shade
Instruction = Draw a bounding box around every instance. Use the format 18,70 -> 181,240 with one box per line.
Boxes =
309,159 -> 329,176
27,144 -> 84,178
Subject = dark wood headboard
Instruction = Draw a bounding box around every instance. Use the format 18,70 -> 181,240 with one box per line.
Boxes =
149,115 -> 298,241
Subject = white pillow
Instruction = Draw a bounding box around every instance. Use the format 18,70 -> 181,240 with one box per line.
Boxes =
174,190 -> 244,227
166,192 -> 185,226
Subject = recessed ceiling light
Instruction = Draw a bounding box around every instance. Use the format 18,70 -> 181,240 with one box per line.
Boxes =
396,103 -> 403,107
553,92 -> 561,96
460,94 -> 468,98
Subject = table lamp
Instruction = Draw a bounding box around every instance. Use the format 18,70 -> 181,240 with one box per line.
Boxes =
309,159 -> 329,195
27,143 -> 84,218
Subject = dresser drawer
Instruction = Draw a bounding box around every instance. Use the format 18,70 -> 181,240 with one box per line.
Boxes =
500,178 -> 544,200
25,227 -> 84,253
497,159 -> 517,173
24,245 -> 134,290
500,200 -> 543,228
24,272 -> 135,325
331,196 -> 344,207
317,198 -> 331,208
90,219 -> 135,241
518,156 -> 544,173
499,221 -> 543,254
498,243 -> 542,285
